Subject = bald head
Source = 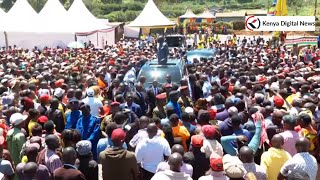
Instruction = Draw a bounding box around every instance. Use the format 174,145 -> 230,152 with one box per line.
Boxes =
168,153 -> 183,172
139,116 -> 150,129
271,134 -> 284,149
239,146 -> 254,163
295,137 -> 310,153
147,123 -> 158,139
62,147 -> 77,165
171,144 -> 184,156
23,162 -> 38,179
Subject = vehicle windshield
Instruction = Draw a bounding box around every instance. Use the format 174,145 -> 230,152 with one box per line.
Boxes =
187,49 -> 216,62
139,66 -> 182,85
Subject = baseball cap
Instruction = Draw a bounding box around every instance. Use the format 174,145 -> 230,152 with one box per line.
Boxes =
191,135 -> 204,148
86,88 -> 94,97
54,88 -> 65,98
111,128 -> 126,144
274,96 -> 284,107
37,116 -> 49,124
223,154 -> 247,178
10,113 -> 28,125
201,125 -> 216,139
210,156 -> 224,172
76,140 -> 92,156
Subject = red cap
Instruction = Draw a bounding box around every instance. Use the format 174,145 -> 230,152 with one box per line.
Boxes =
210,157 -> 224,172
110,101 -> 120,106
55,79 -> 64,88
208,109 -> 217,120
191,135 -> 204,148
180,86 -> 188,91
156,93 -> 167,100
40,94 -> 50,102
37,116 -> 49,124
274,96 -> 284,107
201,125 -> 216,139
111,128 -> 126,144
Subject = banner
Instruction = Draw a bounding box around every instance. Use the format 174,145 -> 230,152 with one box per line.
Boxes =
285,36 -> 317,47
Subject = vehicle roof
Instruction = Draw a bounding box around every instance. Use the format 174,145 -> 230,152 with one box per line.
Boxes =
137,58 -> 185,86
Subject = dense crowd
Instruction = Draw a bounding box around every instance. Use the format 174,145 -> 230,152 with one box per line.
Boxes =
0,33 -> 319,180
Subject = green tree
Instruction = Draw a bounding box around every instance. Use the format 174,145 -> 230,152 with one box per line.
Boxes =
27,0 -> 47,12
1,0 -> 14,12
288,0 -> 304,15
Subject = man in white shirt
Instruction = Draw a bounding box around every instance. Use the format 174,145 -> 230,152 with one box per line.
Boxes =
151,153 -> 192,180
135,123 -> 171,180
82,88 -> 104,117
278,137 -> 318,180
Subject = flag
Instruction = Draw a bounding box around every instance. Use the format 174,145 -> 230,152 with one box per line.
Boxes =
274,0 -> 287,39
275,0 -> 288,16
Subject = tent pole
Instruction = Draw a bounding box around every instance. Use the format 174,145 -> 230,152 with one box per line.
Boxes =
97,32 -> 99,47
4,32 -> 8,49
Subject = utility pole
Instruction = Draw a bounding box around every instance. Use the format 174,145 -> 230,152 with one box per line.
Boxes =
315,0 -> 318,19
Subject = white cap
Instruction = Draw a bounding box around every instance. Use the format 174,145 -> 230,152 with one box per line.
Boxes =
185,107 -> 194,114
54,88 -> 65,98
10,113 -> 28,125
86,88 -> 95,97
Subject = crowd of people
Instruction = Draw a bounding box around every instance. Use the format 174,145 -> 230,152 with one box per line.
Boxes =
0,33 -> 319,180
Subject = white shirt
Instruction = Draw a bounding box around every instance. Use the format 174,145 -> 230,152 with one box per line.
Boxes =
135,136 -> 171,173
129,129 -> 148,148
201,139 -> 224,158
151,170 -> 192,180
280,152 -> 318,180
82,97 -> 103,117
198,172 -> 228,180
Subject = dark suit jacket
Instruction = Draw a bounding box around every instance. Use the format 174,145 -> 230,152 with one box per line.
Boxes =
190,82 -> 203,101
133,91 -> 148,114
53,165 -> 86,180
147,86 -> 163,105
120,103 -> 143,118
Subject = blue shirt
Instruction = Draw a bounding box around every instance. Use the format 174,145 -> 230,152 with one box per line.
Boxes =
65,110 -> 82,129
182,121 -> 196,135
167,101 -> 181,118
233,128 -> 252,142
97,137 -> 127,158
76,115 -> 100,160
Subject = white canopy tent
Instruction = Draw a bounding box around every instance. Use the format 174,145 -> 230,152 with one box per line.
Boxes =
179,9 -> 197,19
127,0 -> 175,28
2,0 -> 38,32
198,9 -> 215,19
68,0 -> 115,47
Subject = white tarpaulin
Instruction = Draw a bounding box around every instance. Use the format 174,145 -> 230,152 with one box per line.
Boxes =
124,26 -> 140,38
38,0 -> 76,33
2,0 -> 38,32
68,0 -> 112,33
199,9 -> 215,19
179,9 -> 197,18
68,0 -> 114,47
126,0 -> 175,28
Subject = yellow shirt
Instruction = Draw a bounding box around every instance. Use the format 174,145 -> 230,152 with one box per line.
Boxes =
172,125 -> 190,151
28,120 -> 37,136
260,147 -> 291,180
